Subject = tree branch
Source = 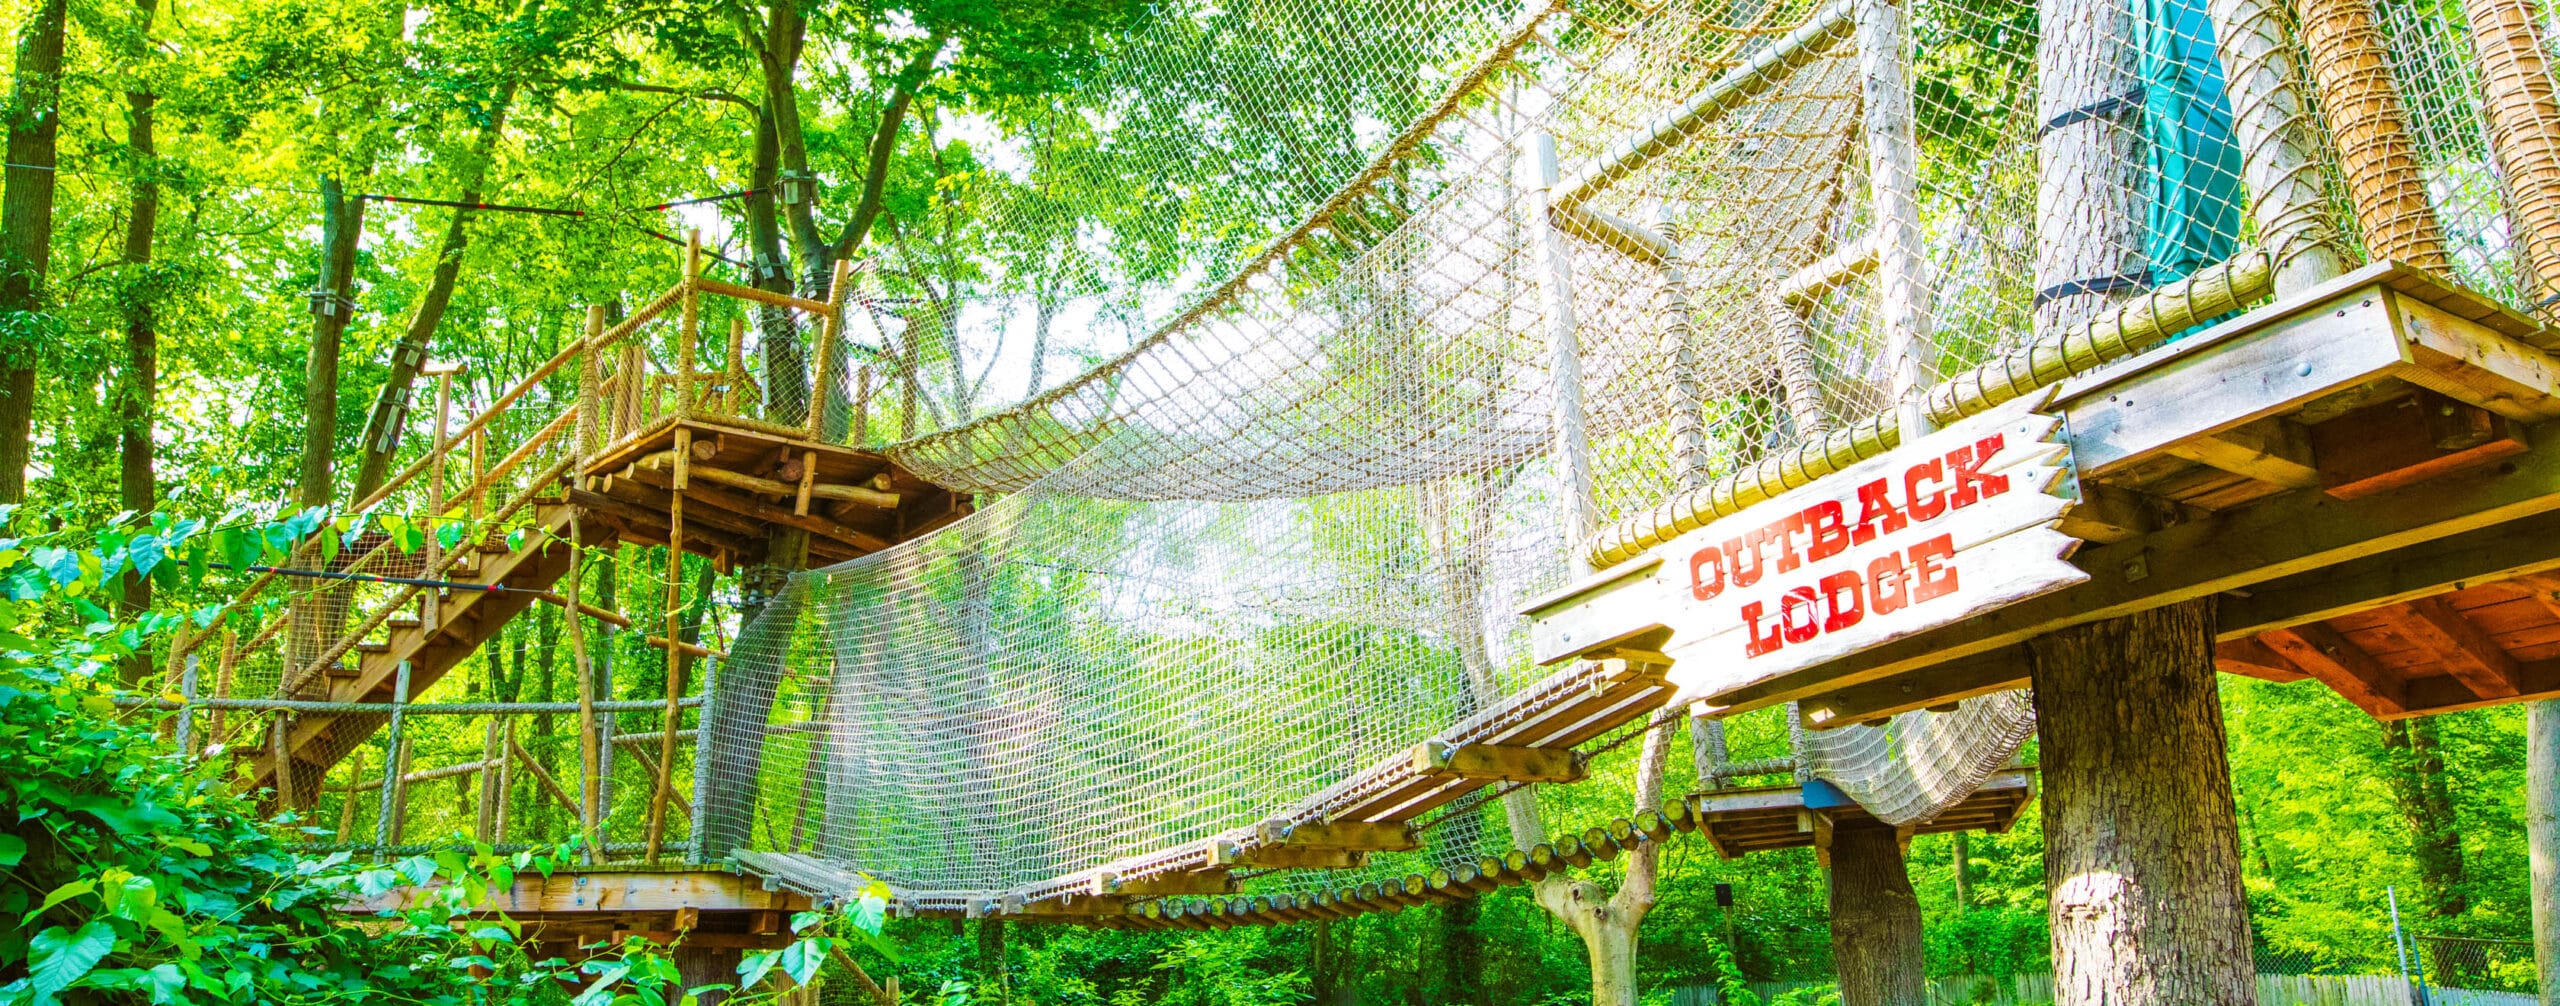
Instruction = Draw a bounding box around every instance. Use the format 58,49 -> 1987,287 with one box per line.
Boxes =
829,31 -> 947,262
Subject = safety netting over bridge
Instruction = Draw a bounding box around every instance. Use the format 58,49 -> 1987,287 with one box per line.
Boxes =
693,0 -> 2545,905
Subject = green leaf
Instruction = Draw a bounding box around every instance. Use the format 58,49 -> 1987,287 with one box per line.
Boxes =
30,879 -> 95,921
735,949 -> 778,990
0,833 -> 24,868
29,920 -> 115,993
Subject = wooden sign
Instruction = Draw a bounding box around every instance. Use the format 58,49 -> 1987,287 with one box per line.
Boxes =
1523,393 -> 2087,705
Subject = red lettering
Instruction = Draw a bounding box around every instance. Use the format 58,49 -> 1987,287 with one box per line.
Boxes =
1780,586 -> 1822,644
1853,478 -> 1906,545
1911,533 -> 1959,602
1868,552 -> 1910,615
1804,501 -> 1851,562
1772,513 -> 1807,574
1905,458 -> 1947,522
1819,571 -> 1865,632
1947,434 -> 2010,509
1689,546 -> 1727,601
1724,534 -> 1763,588
1742,601 -> 1784,657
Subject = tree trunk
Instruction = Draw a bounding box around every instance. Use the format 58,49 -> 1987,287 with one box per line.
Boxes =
1952,831 -> 1971,911
674,944 -> 743,1005
349,82 -> 518,500
1439,896 -> 1484,1005
0,0 -> 69,504
2384,716 -> 2470,916
2028,598 -> 2255,1006
2527,699 -> 2557,1006
2035,0 -> 2144,341
116,0 -> 162,685
299,177 -> 364,508
975,918 -> 1006,1003
1830,822 -> 1926,1006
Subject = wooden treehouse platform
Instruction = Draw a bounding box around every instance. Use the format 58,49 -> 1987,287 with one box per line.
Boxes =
1658,261 -> 2560,727
577,412 -> 971,571
350,866 -> 812,957
1687,768 -> 2035,859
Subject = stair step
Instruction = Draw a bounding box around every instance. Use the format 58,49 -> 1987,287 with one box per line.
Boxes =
386,617 -> 422,631
326,664 -> 361,679
355,641 -> 391,654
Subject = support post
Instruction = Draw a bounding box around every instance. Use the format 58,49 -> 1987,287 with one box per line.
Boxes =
567,511 -> 602,863
1525,132 -> 1596,569
2207,0 -> 2352,291
173,653 -> 197,758
725,317 -> 749,414
1657,209 -> 1710,490
2529,699 -> 2558,1006
2458,0 -> 2560,304
681,232 -> 701,414
686,659 -> 719,865
2028,599 -> 2255,1006
807,259 -> 852,441
1857,0 -> 1934,436
2038,0 -> 2147,340
646,430 -> 691,860
2293,0 -> 2451,268
372,659 -> 413,861
476,714 -> 503,843
1829,821 -> 1925,1005
578,306 -> 606,472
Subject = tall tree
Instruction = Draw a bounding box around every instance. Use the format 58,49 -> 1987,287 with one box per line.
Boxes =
2384,716 -> 2470,917
297,178 -> 363,508
0,0 -> 70,503
348,79 -> 520,501
115,0 -> 165,685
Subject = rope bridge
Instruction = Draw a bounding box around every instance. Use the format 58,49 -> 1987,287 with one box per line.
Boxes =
684,0 -> 2558,916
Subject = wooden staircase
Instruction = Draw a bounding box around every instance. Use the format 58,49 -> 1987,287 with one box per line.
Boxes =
246,497 -> 610,805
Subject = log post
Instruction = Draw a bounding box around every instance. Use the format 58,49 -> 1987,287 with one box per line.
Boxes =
2028,598 -> 2255,1005
2207,0 -> 2352,290
681,232 -> 701,415
2293,0 -> 2451,268
2529,699 -> 2558,1006
2457,0 -> 2560,303
566,511 -> 602,863
1524,131 -> 1596,567
2038,0 -> 2148,339
645,429 -> 690,860
372,659 -> 413,861
1829,821 -> 1925,1005
1858,0 -> 1933,436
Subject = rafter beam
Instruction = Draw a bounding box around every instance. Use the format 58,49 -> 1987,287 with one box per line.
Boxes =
2376,596 -> 2521,698
2257,624 -> 2408,715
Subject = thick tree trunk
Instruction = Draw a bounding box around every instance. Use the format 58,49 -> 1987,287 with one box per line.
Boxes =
1830,822 -> 1927,1006
975,918 -> 1006,1003
2528,699 -> 2558,1006
299,177 -> 364,508
1440,896 -> 1485,1005
0,0 -> 69,504
115,0 -> 162,686
2384,716 -> 2469,916
674,944 -> 743,1005
2035,0 -> 2144,341
349,82 -> 518,500
2028,598 -> 2255,1006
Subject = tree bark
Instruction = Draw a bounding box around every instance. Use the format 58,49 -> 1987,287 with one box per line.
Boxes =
975,918 -> 1006,1003
299,177 -> 364,508
349,82 -> 518,500
2383,715 -> 2469,916
116,0 -> 163,685
2527,699 -> 2557,1006
1952,830 -> 1971,910
0,0 -> 69,504
1510,716 -> 1676,1006
1830,822 -> 1927,1006
2028,598 -> 2256,1006
1439,896 -> 1485,1005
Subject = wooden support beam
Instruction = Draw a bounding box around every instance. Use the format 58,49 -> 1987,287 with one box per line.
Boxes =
2258,623 -> 2409,715
1256,820 -> 1419,852
1091,872 -> 1235,897
1207,840 -> 1366,870
2162,416 -> 2321,489
2220,506 -> 2560,637
621,466 -> 894,553
2055,481 -> 2167,543
534,591 -> 634,629
2215,638 -> 2310,682
686,464 -> 900,509
1410,741 -> 1585,783
2309,390 -> 2529,499
2376,595 -> 2523,698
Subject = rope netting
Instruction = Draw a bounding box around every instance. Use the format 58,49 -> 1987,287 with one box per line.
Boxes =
692,0 -> 2560,903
